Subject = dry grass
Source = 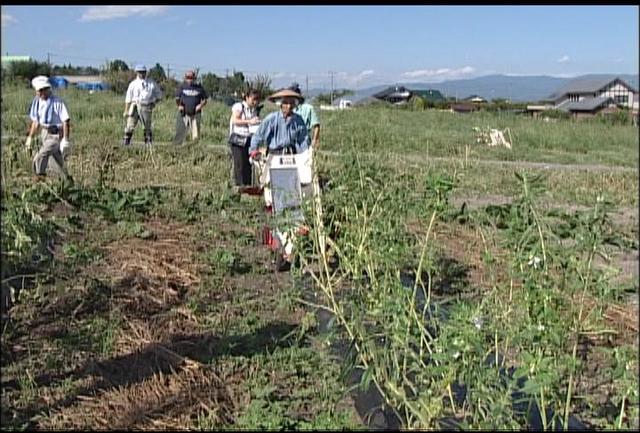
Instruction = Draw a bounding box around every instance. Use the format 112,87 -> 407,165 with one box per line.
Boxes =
41,361 -> 235,430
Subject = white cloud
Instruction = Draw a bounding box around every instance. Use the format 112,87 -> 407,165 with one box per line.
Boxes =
557,55 -> 570,63
272,72 -> 297,79
351,70 -> 375,85
504,72 -> 580,78
401,66 -> 475,82
2,13 -> 17,26
270,70 -> 381,90
80,6 -> 169,22
550,73 -> 579,78
185,20 -> 194,27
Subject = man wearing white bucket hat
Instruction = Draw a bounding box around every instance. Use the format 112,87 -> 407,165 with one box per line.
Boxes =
123,64 -> 162,145
24,75 -> 72,182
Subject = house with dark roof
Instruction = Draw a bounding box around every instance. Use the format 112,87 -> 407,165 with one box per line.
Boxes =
411,89 -> 446,103
371,86 -> 447,105
537,76 -> 638,117
372,86 -> 412,104
464,94 -> 487,103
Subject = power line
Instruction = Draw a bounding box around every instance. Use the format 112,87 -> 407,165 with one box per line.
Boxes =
41,53 -> 338,87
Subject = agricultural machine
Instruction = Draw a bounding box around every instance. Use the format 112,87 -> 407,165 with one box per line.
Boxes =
247,149 -> 314,272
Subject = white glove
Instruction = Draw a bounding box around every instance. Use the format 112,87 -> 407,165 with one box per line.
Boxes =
60,138 -> 72,159
25,136 -> 33,150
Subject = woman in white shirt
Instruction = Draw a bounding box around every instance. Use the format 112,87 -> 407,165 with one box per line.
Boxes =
228,89 -> 262,189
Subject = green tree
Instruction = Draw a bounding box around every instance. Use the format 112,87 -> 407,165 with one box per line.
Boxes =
201,72 -> 222,99
410,95 -> 427,111
159,77 -> 179,100
104,70 -> 135,94
5,60 -> 50,81
148,63 -> 166,82
108,59 -> 129,72
226,70 -> 246,97
245,73 -> 272,99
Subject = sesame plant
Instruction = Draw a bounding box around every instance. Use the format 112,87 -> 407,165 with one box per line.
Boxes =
300,150 -> 638,429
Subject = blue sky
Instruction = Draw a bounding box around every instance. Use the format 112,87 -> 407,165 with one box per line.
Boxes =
1,5 -> 638,90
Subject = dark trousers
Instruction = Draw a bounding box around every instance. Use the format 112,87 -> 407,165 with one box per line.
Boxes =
230,142 -> 252,186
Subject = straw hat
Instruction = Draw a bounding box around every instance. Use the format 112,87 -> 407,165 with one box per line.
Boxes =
268,89 -> 304,103
134,64 -> 147,72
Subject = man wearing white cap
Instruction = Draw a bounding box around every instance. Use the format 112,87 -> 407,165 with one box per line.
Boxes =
123,64 -> 163,145
24,75 -> 72,182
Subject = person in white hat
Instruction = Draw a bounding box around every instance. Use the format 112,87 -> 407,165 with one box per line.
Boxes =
24,75 -> 72,182
123,64 -> 163,145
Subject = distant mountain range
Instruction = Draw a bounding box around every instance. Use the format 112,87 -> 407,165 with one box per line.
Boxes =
306,74 -> 639,103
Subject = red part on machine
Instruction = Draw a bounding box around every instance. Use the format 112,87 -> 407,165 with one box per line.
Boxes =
262,225 -> 280,251
262,226 -> 272,246
239,185 -> 263,196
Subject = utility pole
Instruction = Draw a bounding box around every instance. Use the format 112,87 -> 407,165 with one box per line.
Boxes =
47,52 -> 51,69
329,71 -> 335,105
306,75 -> 309,95
166,63 -> 170,80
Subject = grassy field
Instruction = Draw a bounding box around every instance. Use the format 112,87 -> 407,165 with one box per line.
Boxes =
1,84 -> 638,430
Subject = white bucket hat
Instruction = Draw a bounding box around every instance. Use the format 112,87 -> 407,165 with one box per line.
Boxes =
32,75 -> 51,91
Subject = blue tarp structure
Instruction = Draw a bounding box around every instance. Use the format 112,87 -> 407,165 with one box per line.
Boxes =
75,82 -> 110,91
50,76 -> 69,89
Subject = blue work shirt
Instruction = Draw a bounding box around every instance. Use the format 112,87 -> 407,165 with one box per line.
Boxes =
249,110 -> 309,154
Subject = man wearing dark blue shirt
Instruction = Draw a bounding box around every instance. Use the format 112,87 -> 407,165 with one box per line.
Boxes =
173,70 -> 208,144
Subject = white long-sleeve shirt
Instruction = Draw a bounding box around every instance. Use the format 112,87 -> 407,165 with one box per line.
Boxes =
125,77 -> 162,105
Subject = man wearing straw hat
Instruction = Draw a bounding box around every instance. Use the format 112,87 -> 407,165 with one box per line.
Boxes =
24,75 -> 73,182
122,64 -> 162,145
249,89 -> 310,201
249,88 -> 309,159
173,70 -> 208,145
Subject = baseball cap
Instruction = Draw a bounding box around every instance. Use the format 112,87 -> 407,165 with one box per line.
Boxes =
31,75 -> 51,91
